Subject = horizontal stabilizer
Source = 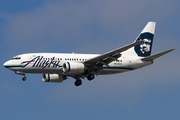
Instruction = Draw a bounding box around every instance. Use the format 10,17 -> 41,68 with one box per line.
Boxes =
141,49 -> 175,61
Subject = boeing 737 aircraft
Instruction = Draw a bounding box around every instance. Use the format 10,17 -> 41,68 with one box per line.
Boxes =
3,22 -> 174,86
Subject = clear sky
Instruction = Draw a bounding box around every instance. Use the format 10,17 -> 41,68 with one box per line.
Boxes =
1,0 -> 180,120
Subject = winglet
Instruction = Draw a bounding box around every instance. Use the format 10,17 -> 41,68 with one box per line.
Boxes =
141,49 -> 175,61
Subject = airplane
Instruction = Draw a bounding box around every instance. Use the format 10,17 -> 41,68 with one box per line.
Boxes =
3,22 -> 175,86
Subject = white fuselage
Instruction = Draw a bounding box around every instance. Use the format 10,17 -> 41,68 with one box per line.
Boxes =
4,53 -> 152,75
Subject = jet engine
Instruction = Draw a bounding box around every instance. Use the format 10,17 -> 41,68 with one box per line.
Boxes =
42,74 -> 66,83
62,62 -> 85,74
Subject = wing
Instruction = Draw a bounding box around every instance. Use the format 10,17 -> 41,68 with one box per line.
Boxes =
141,49 -> 175,61
84,41 -> 144,68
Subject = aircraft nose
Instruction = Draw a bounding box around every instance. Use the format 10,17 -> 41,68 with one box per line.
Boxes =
3,60 -> 11,68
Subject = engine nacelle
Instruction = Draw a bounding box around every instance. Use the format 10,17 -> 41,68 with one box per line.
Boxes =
42,74 -> 66,83
62,62 -> 85,74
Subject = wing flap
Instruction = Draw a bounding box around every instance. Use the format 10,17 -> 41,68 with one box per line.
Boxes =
141,49 -> 175,61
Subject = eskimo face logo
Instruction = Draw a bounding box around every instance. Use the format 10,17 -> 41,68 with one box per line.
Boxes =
139,38 -> 151,54
134,33 -> 154,57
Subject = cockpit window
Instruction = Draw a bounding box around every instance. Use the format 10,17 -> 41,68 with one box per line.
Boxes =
12,57 -> 21,60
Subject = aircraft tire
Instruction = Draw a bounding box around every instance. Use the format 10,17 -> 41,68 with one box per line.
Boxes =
75,80 -> 82,86
22,77 -> 27,81
87,74 -> 95,81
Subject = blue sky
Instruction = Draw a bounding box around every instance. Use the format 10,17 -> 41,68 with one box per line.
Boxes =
1,0 -> 180,120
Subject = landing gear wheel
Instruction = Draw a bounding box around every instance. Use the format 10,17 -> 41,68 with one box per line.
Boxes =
22,77 -> 27,81
75,80 -> 82,86
87,74 -> 95,81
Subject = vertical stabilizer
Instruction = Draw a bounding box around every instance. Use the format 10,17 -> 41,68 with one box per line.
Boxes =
123,22 -> 156,57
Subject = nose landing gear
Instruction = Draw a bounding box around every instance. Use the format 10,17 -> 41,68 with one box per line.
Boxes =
22,76 -> 27,81
15,71 -> 27,81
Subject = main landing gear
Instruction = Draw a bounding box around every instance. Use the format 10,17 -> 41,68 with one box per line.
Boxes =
75,78 -> 82,86
74,74 -> 95,87
87,74 -> 95,81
